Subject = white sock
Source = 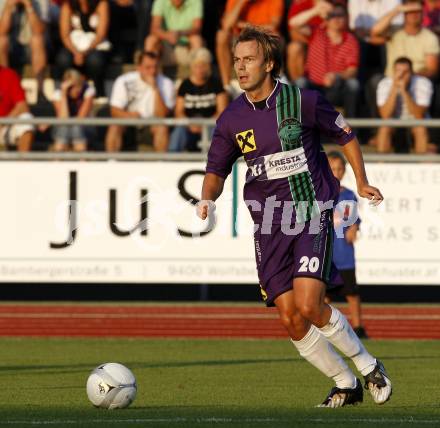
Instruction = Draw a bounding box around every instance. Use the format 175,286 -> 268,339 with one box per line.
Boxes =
291,325 -> 357,389
319,306 -> 376,376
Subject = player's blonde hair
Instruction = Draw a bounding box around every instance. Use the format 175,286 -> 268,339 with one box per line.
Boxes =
234,26 -> 283,79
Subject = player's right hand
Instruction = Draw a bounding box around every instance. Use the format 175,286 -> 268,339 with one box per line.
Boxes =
358,184 -> 384,206
196,200 -> 215,220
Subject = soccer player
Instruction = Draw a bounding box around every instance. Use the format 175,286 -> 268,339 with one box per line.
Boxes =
327,151 -> 368,339
196,26 -> 392,407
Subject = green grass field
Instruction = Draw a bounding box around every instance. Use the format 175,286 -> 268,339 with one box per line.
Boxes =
0,338 -> 439,428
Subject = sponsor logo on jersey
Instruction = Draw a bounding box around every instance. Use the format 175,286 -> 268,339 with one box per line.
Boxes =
247,147 -> 309,181
250,163 -> 264,177
335,113 -> 352,135
278,117 -> 302,148
236,129 -> 257,153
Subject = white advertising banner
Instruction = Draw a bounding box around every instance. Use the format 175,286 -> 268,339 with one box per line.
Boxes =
0,161 -> 438,285
341,163 -> 440,285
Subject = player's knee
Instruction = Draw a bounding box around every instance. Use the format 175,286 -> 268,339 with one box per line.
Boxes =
297,304 -> 320,324
279,311 -> 309,339
278,312 -> 295,331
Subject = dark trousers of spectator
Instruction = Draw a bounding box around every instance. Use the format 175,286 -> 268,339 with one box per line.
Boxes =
358,41 -> 386,86
134,0 -> 153,51
358,41 -> 386,121
169,126 -> 201,152
109,1 -> 137,62
297,76 -> 359,118
55,48 -> 108,96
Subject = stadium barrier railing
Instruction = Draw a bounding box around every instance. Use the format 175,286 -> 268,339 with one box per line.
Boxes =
1,117 -> 440,161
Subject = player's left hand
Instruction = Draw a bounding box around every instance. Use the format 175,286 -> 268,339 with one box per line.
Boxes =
358,184 -> 383,206
196,200 -> 216,220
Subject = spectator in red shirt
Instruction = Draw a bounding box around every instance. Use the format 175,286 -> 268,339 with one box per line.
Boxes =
423,0 -> 440,37
287,0 -> 333,81
301,4 -> 360,117
0,65 -> 34,151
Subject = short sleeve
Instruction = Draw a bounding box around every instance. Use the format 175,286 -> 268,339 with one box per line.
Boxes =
376,77 -> 392,107
84,85 -> 96,98
212,77 -> 225,95
414,77 -> 433,107
190,0 -> 203,19
424,29 -> 440,55
9,70 -> 25,104
206,117 -> 242,179
315,93 -> 355,145
159,77 -> 176,110
52,89 -> 61,102
110,75 -> 128,109
152,0 -> 165,17
32,0 -> 50,22
177,79 -> 190,97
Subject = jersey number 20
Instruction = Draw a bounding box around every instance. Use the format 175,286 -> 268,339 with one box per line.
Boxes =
298,256 -> 320,273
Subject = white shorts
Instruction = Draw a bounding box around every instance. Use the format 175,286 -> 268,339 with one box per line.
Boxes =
0,112 -> 34,146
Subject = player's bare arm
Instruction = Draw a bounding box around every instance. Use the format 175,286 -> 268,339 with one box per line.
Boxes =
197,173 -> 225,220
342,137 -> 383,206
345,224 -> 359,244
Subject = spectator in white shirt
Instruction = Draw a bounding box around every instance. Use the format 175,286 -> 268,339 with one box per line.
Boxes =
349,0 -> 403,44
105,51 -> 175,152
376,56 -> 433,153
348,0 -> 403,119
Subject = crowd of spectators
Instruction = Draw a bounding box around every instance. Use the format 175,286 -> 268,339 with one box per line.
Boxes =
0,0 -> 439,154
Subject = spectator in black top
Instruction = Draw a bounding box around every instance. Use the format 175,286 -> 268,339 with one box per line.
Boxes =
52,68 -> 95,151
169,47 -> 228,152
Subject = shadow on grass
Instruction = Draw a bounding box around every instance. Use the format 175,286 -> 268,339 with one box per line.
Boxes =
1,354 -> 438,375
0,357 -> 297,374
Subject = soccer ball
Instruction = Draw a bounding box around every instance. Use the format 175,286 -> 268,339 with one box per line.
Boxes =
86,363 -> 137,409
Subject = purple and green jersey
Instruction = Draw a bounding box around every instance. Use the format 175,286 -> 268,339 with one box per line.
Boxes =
206,81 -> 356,224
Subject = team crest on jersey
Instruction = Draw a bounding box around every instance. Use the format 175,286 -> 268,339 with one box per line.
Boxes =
278,117 -> 302,148
236,129 -> 257,153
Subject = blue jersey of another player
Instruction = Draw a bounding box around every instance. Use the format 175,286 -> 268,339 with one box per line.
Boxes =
333,187 -> 361,270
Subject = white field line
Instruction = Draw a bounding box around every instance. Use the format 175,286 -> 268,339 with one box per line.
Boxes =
0,313 -> 439,321
2,417 -> 440,425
